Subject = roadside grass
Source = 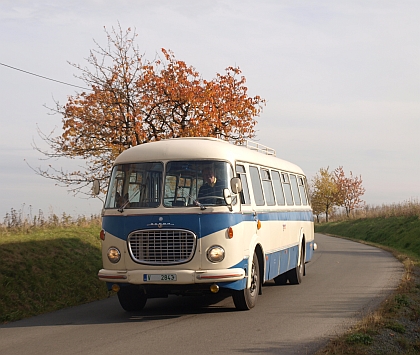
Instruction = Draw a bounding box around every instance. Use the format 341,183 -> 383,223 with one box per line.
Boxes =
315,215 -> 420,355
315,216 -> 420,261
0,222 -> 108,323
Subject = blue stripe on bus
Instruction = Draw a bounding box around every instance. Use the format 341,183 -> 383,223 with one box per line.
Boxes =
219,239 -> 314,291
102,210 -> 313,241
264,240 -> 314,282
264,245 -> 299,281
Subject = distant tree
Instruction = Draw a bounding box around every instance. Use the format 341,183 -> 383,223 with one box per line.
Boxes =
310,167 -> 339,222
308,185 -> 324,223
33,25 -> 265,194
334,166 -> 365,217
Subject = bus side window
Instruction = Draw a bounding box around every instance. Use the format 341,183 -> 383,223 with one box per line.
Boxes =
290,174 -> 302,205
261,169 -> 275,206
236,164 -> 251,205
249,166 -> 265,206
271,170 -> 285,205
298,176 -> 308,205
281,173 -> 294,205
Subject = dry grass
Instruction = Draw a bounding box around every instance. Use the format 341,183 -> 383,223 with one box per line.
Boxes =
1,204 -> 101,234
323,198 -> 420,223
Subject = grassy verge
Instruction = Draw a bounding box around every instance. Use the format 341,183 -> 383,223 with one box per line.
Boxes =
315,216 -> 420,260
0,224 -> 108,323
315,216 -> 420,354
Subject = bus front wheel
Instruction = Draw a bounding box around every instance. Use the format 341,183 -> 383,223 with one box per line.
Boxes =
117,285 -> 147,312
232,252 -> 260,310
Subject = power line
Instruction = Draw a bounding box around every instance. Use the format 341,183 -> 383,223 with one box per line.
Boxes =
0,62 -> 90,91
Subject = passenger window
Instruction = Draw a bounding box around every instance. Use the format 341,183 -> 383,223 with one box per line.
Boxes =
290,174 -> 301,205
261,169 -> 275,206
271,171 -> 285,205
249,166 -> 265,206
298,177 -> 308,205
236,164 -> 251,205
281,173 -> 294,205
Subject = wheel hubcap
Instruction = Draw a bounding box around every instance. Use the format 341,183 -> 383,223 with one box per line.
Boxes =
250,262 -> 258,295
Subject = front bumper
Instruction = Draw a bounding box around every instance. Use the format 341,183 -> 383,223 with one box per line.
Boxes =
98,268 -> 246,284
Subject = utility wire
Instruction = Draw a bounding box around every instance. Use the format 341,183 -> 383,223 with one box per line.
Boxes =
0,62 -> 90,91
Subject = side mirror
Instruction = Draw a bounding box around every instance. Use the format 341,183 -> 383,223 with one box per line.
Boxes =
92,179 -> 100,196
230,177 -> 242,194
223,188 -> 233,211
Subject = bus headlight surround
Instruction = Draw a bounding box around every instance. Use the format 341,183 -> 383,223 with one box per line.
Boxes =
207,245 -> 225,263
107,247 -> 121,263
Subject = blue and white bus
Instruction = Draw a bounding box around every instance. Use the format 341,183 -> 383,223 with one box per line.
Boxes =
97,138 -> 315,311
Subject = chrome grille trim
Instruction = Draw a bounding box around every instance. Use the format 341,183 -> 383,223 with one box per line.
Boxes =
128,229 -> 197,265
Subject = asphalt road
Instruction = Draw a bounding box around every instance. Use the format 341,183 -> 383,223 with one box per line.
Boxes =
0,234 -> 403,355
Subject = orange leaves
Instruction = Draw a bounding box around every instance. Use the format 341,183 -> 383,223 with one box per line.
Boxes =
37,25 -> 265,194
133,46 -> 265,142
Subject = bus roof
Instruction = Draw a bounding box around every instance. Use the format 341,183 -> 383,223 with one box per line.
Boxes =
114,137 -> 305,175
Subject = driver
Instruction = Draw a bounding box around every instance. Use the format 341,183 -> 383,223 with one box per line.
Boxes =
197,166 -> 224,205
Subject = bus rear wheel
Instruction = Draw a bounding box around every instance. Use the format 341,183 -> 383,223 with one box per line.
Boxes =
232,252 -> 260,310
287,243 -> 305,285
117,285 -> 147,312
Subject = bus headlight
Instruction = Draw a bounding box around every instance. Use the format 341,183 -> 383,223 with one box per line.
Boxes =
207,245 -> 225,263
107,247 -> 121,263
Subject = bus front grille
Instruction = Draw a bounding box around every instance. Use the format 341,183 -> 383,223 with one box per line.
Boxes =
128,229 -> 197,265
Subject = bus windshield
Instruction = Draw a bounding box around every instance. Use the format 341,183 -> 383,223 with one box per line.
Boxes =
105,162 -> 163,209
163,160 -> 233,207
104,160 -> 233,209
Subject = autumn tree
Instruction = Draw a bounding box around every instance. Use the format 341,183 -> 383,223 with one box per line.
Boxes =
34,25 -> 265,194
308,185 -> 324,223
310,167 -> 339,222
334,166 -> 365,217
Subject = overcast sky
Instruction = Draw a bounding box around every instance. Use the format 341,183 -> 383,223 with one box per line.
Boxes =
1,0 -> 419,219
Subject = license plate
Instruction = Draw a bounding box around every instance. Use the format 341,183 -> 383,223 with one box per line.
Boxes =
143,274 -> 177,282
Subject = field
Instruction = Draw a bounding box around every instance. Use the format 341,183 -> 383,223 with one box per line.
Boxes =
0,211 -> 107,323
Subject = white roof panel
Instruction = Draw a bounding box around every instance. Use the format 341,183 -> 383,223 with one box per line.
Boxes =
114,138 -> 305,175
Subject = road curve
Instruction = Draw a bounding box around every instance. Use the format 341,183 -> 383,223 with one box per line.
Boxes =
0,234 -> 403,355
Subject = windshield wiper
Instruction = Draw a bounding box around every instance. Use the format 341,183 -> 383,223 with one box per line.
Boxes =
193,200 -> 207,210
118,190 -> 140,213
187,194 -> 206,210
